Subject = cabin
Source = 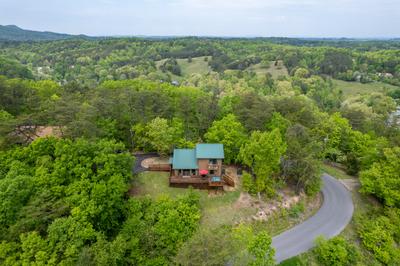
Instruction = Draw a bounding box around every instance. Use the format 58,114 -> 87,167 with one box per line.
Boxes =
169,143 -> 227,189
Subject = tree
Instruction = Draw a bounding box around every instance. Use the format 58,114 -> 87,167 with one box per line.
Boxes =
360,147 -> 400,207
265,112 -> 291,136
238,129 -> 287,197
204,114 -> 247,163
248,232 -> 275,266
234,92 -> 274,131
133,117 -> 185,156
318,49 -> 353,76
175,225 -> 274,266
282,124 -> 322,196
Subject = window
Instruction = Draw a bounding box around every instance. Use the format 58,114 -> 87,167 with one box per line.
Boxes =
209,170 -> 215,175
209,159 -> 217,165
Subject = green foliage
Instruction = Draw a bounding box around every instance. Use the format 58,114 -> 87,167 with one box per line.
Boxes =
248,231 -> 275,266
239,129 -> 287,196
160,58 -> 182,76
289,202 -> 305,218
0,138 -> 203,265
266,112 -> 291,135
283,124 -> 322,195
133,117 -> 185,155
314,236 -> 359,266
360,147 -> 400,207
357,215 -> 400,264
175,225 -> 274,266
242,171 -> 254,193
2,36 -> 400,266
204,114 -> 247,163
0,57 -> 33,79
234,92 -> 274,131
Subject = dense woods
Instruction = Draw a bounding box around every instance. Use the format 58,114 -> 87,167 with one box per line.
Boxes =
1,36 -> 400,265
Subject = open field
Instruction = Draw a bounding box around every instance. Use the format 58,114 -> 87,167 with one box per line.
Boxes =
156,56 -> 211,77
176,56 -> 211,76
333,79 -> 399,97
246,60 -> 289,78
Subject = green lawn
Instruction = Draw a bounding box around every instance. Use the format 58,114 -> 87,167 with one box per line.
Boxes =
133,172 -> 321,233
246,61 -> 289,79
333,79 -> 399,97
132,172 -> 255,229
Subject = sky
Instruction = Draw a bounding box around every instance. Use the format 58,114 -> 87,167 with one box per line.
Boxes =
1,0 -> 399,38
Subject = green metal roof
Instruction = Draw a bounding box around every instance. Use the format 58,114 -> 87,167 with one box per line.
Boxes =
172,149 -> 198,169
195,144 -> 224,159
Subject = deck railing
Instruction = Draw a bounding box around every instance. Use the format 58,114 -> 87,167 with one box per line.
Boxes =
169,175 -> 224,188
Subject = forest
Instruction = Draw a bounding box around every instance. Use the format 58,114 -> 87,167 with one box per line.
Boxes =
0,36 -> 400,265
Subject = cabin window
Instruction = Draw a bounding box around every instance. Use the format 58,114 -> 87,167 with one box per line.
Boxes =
209,170 -> 215,175
183,169 -> 191,176
209,159 -> 217,165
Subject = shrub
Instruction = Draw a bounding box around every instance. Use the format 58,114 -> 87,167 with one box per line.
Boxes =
314,236 -> 358,266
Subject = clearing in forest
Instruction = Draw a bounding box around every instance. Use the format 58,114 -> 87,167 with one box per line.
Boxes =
246,60 -> 289,78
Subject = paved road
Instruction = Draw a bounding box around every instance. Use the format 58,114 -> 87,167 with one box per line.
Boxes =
272,174 -> 354,263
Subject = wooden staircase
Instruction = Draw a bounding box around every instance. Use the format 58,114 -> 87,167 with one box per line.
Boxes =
223,174 -> 235,187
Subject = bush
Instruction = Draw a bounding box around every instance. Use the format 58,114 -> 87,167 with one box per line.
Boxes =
314,236 -> 359,266
357,215 -> 400,264
242,172 -> 254,193
289,202 -> 305,218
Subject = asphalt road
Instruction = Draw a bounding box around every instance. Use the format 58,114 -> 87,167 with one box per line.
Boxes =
132,152 -> 159,174
272,174 -> 354,263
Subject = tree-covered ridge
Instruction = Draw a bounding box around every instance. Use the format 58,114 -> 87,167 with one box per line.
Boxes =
1,37 -> 400,87
0,25 -> 93,41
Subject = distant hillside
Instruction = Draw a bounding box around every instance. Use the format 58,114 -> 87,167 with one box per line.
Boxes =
0,25 -> 93,41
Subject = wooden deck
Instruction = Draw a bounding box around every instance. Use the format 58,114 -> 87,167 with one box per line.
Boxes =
169,175 -> 224,189
148,163 -> 171,172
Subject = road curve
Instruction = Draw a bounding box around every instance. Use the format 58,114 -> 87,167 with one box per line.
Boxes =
272,174 -> 354,263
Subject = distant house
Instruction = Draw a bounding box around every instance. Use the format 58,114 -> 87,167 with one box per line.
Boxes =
169,144 -> 233,189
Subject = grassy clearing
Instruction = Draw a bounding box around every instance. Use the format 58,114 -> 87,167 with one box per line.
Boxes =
155,56 -> 211,78
321,163 -> 353,179
246,61 -> 289,79
333,79 -> 399,97
176,56 -> 211,76
132,172 -> 320,233
132,171 -> 254,229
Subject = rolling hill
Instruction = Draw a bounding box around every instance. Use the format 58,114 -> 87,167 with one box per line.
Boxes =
0,25 -> 93,41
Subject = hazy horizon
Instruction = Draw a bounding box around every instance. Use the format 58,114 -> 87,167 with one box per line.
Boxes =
1,0 -> 400,38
